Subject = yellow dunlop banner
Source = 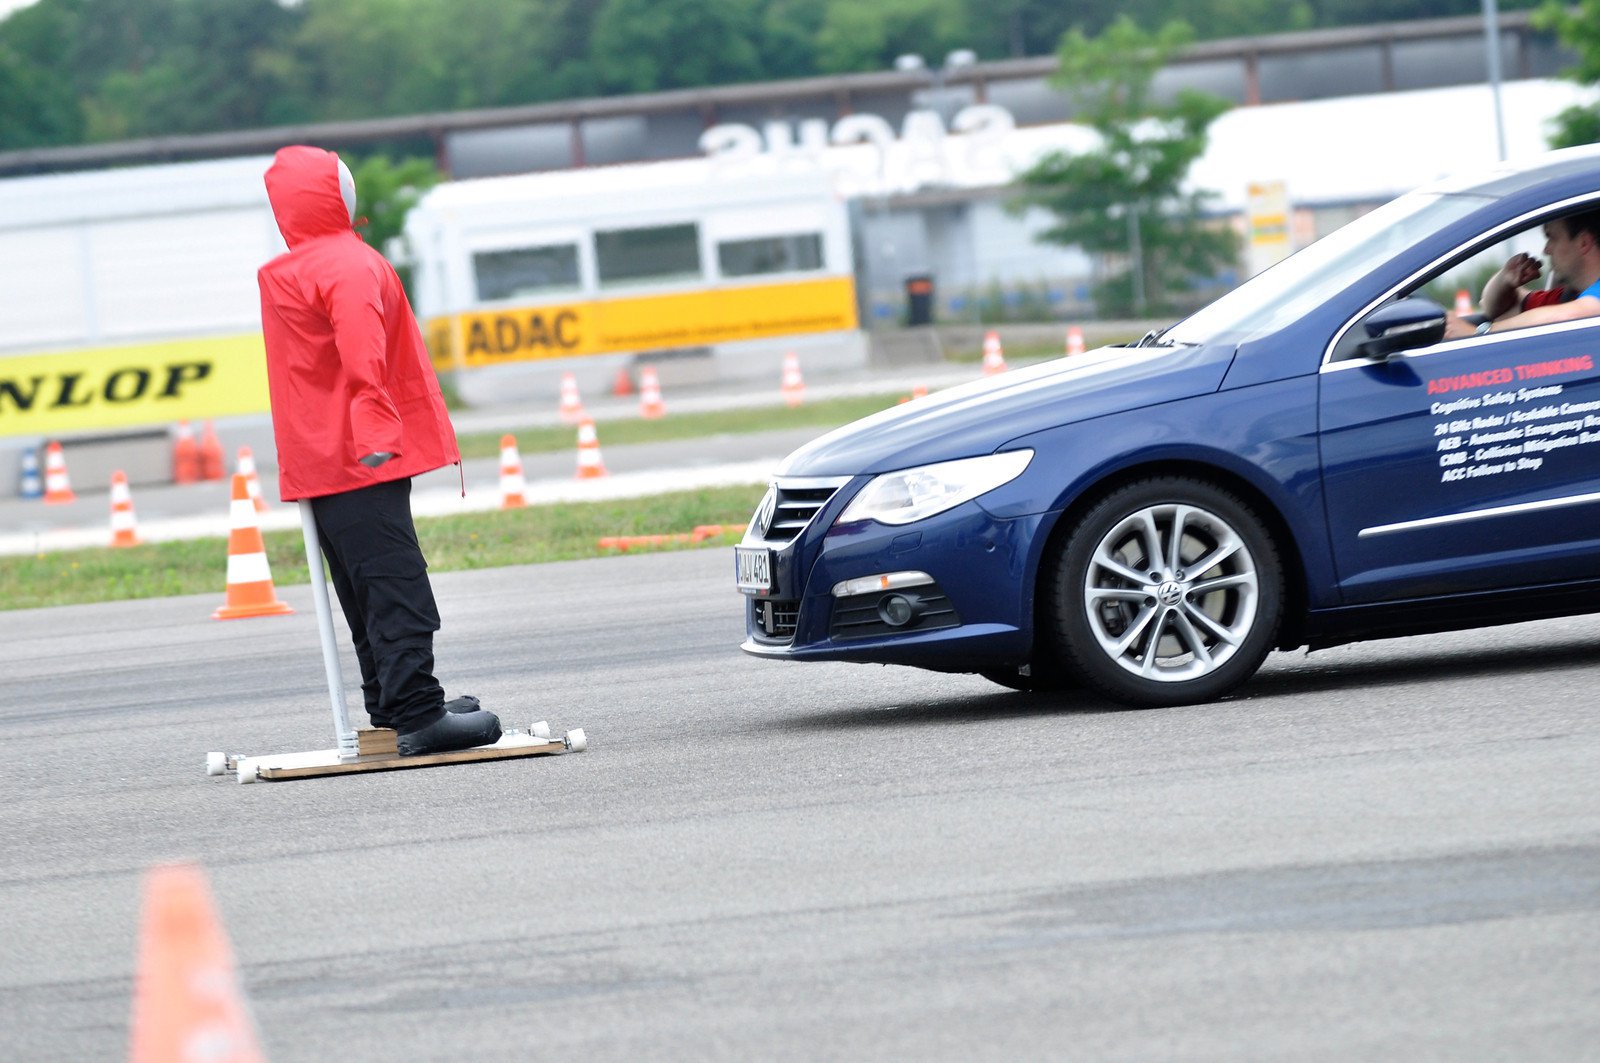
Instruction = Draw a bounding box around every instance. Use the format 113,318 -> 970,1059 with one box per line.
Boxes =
436,275 -> 859,370
0,333 -> 270,438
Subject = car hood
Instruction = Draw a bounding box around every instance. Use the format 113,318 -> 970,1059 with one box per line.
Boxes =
777,341 -> 1237,476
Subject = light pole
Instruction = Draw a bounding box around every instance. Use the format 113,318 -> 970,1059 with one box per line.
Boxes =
1482,0 -> 1508,162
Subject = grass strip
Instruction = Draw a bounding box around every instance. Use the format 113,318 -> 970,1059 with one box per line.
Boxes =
0,483 -> 767,611
455,390 -> 920,458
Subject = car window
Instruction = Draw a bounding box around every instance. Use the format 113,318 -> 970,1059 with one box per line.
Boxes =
1164,192 -> 1485,348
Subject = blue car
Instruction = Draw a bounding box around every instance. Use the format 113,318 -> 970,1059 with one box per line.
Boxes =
736,145 -> 1600,707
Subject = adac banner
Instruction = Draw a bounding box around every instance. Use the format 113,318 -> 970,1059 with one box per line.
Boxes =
431,275 -> 859,371
0,333 -> 270,438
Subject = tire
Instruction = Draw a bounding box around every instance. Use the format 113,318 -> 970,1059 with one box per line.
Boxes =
1045,477 -> 1283,708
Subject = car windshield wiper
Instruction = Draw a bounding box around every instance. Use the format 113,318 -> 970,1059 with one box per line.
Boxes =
1132,327 -> 1189,348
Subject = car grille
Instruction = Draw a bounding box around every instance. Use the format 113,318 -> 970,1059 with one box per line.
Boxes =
752,477 -> 850,544
749,598 -> 800,643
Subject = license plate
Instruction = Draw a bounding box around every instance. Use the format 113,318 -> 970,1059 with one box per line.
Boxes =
734,546 -> 773,594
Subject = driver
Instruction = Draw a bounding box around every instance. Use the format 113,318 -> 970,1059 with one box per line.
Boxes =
1445,209 -> 1600,339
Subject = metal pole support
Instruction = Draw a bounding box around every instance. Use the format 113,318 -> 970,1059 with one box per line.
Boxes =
299,500 -> 359,760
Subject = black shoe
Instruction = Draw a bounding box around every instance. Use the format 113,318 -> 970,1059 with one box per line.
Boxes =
370,694 -> 479,730
397,709 -> 503,756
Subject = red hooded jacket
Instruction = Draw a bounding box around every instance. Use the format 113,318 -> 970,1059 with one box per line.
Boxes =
258,146 -> 459,501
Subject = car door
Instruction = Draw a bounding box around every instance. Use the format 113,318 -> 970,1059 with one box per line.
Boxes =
1319,317 -> 1600,604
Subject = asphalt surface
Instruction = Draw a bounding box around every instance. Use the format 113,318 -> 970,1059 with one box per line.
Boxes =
2,549 -> 1597,1060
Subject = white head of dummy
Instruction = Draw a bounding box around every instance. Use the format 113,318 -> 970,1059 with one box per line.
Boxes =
336,157 -> 357,223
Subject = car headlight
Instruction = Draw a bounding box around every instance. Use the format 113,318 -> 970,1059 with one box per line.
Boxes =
836,450 -> 1033,527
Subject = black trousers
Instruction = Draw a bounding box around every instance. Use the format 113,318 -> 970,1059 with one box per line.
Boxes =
310,478 -> 445,731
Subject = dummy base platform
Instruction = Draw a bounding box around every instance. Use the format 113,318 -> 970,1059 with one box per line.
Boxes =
207,719 -> 587,783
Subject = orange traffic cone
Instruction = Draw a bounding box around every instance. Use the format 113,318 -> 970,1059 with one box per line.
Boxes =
173,422 -> 200,484
499,434 -> 528,508
235,447 -> 267,513
213,474 -> 293,620
1066,324 -> 1086,356
558,372 -> 586,425
109,470 -> 143,547
199,421 -> 225,481
781,351 -> 805,408
128,862 -> 266,1063
1454,289 -> 1474,316
611,366 -> 634,397
575,418 -> 608,479
41,440 -> 75,504
638,365 -> 665,420
981,331 -> 1007,375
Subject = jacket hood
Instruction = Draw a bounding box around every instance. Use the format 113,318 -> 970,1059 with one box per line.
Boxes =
265,145 -> 352,248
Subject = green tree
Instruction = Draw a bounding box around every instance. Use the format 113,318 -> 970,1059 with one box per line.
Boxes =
1017,18 -> 1238,318
813,0 -> 969,74
588,0 -> 766,93
346,154 -> 441,266
1536,0 -> 1600,147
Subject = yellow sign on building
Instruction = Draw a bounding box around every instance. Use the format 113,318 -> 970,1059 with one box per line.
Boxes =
0,333 -> 270,438
432,276 -> 859,371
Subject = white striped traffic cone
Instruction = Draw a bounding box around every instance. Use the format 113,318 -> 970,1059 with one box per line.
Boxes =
558,372 -> 585,425
638,365 -> 665,420
499,434 -> 528,508
1066,324 -> 1085,356
1454,289 -> 1473,316
42,441 -> 75,504
780,352 -> 805,408
108,470 -> 142,548
212,474 -> 293,620
235,446 -> 267,513
575,418 -> 608,479
981,331 -> 1007,375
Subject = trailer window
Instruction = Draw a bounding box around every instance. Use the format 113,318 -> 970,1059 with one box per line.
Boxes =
596,223 -> 701,287
474,244 -> 580,301
718,233 -> 824,278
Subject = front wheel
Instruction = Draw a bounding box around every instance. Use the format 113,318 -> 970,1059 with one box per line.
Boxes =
1046,477 -> 1283,708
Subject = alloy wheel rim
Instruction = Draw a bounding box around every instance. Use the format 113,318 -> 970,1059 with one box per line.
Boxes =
1081,503 -> 1259,683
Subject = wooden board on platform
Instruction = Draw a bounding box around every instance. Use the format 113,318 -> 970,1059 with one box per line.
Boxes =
237,732 -> 568,782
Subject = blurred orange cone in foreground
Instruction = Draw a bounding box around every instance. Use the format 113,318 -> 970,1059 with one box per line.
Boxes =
1454,289 -> 1473,316
499,434 -> 528,508
42,441 -> 75,504
199,422 -> 225,481
575,418 -> 608,479
638,365 -> 665,420
173,421 -> 200,484
109,470 -> 143,548
558,372 -> 586,424
213,474 -> 293,620
781,351 -> 805,408
128,862 -> 266,1063
981,331 -> 1007,375
1066,325 -> 1086,356
235,447 -> 267,513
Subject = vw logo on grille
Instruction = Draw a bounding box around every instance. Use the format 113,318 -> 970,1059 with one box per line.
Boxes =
1157,580 -> 1184,606
752,484 -> 778,538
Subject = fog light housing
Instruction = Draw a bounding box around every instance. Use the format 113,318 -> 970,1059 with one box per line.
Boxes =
878,594 -> 918,627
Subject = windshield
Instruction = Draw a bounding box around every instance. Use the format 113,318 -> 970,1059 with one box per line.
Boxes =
1164,192 -> 1486,346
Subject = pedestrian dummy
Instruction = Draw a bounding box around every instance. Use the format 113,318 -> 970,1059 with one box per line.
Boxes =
258,145 -> 501,756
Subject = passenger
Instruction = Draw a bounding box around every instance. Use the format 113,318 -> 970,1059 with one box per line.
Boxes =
1444,209 -> 1600,339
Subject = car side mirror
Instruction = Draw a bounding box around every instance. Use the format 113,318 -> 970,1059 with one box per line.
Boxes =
1357,297 -> 1447,360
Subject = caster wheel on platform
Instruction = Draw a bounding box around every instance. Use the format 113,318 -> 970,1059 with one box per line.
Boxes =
563,728 -> 587,753
206,752 -> 228,777
531,720 -> 551,740
236,762 -> 259,784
